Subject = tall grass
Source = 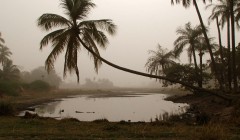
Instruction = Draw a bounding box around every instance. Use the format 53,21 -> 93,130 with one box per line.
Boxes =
191,123 -> 227,140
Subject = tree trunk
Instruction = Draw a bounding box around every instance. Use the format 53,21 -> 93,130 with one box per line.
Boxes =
230,0 -> 238,92
216,17 -> 224,64
216,17 -> 226,90
199,51 -> 204,88
193,0 -> 223,90
77,36 -> 231,101
227,18 -> 232,91
191,45 -> 201,87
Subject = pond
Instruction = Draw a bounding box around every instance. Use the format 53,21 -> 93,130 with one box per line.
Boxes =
20,93 -> 189,122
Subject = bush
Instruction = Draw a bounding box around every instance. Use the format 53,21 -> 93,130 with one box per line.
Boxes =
0,101 -> 15,116
26,80 -> 51,91
0,80 -> 20,96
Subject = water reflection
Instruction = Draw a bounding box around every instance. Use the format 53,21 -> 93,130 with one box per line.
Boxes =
28,93 -> 189,122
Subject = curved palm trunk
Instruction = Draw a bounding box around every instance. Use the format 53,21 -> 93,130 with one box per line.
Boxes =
230,0 -> 238,92
193,0 -> 223,90
77,36 -> 231,101
227,18 -> 232,91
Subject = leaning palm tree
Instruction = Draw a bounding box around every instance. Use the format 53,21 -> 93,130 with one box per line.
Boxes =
173,22 -> 203,87
38,0 -> 116,82
171,0 -> 224,89
145,44 -> 176,77
0,46 -> 12,66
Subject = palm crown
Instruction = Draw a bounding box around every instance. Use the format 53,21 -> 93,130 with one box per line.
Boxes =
38,0 -> 116,82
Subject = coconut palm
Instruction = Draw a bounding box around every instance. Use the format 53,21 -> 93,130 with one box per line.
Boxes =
0,60 -> 20,81
207,0 -> 231,90
207,0 -> 239,91
0,46 -> 12,66
145,44 -> 176,77
38,0 -> 116,82
171,0 -> 224,89
196,37 -> 218,87
173,22 -> 204,87
230,0 -> 239,92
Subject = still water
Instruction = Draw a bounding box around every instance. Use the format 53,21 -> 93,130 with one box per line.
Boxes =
23,93 -> 189,122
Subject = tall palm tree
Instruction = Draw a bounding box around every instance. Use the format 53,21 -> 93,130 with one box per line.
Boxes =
230,0 -> 238,92
0,46 -> 12,66
206,0 -> 232,90
0,60 -> 20,81
145,44 -> 176,77
171,0 -> 224,89
173,22 -> 203,87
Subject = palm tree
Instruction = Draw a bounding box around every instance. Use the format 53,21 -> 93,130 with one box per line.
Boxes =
38,0 -> 116,82
173,22 -> 203,87
207,0 -> 232,90
230,0 -> 238,92
145,44 -> 176,77
0,60 -> 20,81
196,37 -> 217,87
171,0 -> 224,89
0,46 -> 12,66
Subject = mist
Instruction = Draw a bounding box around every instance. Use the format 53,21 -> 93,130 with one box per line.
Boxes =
0,0 -> 238,87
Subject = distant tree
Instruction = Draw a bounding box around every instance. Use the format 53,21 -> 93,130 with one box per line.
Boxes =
145,44 -> 176,83
0,46 -> 12,66
82,78 -> 114,89
0,60 -> 20,81
21,66 -> 62,88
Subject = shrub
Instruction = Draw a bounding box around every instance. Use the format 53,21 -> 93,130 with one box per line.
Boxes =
26,80 -> 51,91
0,101 -> 15,116
0,80 -> 19,96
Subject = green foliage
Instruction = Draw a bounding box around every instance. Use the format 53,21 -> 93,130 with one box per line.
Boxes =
26,80 -> 51,92
0,80 -> 20,96
163,64 -> 210,87
0,101 -> 14,116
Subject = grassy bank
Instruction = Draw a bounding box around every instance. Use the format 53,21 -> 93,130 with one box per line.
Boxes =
0,116 -> 239,140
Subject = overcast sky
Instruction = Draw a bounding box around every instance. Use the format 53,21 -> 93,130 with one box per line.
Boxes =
0,0 -> 238,87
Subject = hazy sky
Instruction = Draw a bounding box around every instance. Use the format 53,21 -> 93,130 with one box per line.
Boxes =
0,0 -> 238,87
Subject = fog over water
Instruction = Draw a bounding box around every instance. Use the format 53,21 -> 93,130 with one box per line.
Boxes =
0,0 -> 238,87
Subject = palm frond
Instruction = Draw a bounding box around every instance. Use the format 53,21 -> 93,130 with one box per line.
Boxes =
45,31 -> 70,72
40,29 -> 66,49
38,14 -> 71,31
